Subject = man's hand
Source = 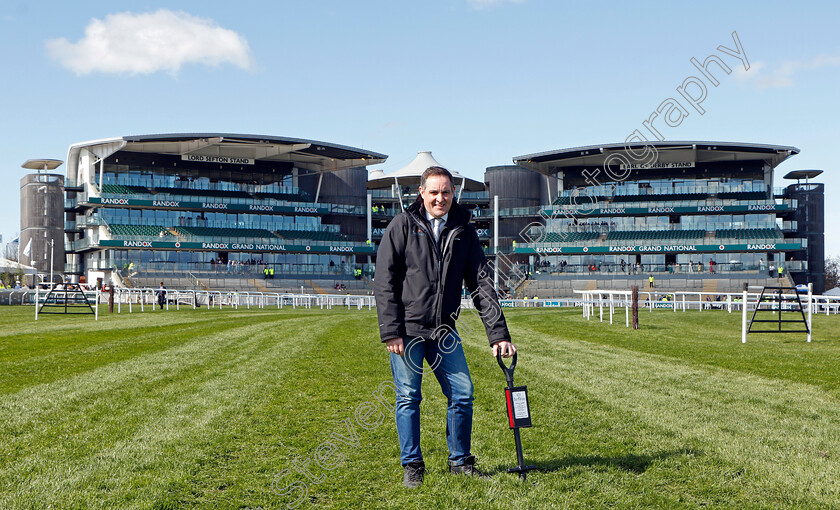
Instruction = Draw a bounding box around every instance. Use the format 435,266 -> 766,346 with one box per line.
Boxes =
385,337 -> 404,355
492,340 -> 517,358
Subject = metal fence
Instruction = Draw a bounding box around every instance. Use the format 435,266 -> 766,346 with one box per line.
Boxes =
8,288 -> 839,319
108,288 -> 375,313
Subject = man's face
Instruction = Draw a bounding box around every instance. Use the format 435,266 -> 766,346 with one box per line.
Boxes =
419,174 -> 453,218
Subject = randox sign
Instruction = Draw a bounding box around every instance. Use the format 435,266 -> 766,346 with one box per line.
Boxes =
98,239 -> 375,253
514,242 -> 802,255
541,203 -> 791,218
87,197 -> 330,215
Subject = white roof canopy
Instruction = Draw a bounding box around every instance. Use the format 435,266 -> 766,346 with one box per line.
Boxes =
0,258 -> 37,275
367,151 -> 484,191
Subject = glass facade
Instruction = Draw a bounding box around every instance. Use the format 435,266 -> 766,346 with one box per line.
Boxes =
540,251 -> 774,274
514,163 -> 803,277
547,213 -> 776,233
100,208 -> 326,232
68,147 -> 374,280
101,164 -> 298,195
92,249 -> 351,275
559,177 -> 768,199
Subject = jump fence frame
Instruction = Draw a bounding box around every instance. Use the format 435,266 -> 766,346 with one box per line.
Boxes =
574,288 -> 834,341
742,284 -> 813,344
34,285 -> 100,321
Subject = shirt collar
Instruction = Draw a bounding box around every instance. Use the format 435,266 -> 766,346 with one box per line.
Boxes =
425,211 -> 448,224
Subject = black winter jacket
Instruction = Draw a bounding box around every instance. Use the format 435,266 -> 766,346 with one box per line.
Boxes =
374,199 -> 511,345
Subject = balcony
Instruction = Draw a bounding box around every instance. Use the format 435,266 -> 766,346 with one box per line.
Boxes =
64,235 -> 99,252
95,188 -> 370,217
64,221 -> 82,234
785,260 -> 809,272
103,229 -> 365,250
64,263 -> 84,274
473,206 -> 539,218
778,220 -> 798,232
64,179 -> 84,192
84,259 -> 120,271
64,195 -> 90,212
369,189 -> 399,199
77,215 -> 104,227
459,191 -> 490,201
370,206 -> 403,218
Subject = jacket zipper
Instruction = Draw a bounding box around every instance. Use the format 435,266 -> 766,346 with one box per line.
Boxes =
407,209 -> 465,331
434,225 -> 463,328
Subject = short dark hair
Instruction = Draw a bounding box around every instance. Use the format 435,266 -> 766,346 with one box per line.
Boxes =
420,166 -> 453,188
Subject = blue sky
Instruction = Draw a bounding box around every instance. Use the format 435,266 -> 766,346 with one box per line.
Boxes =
1,0 -> 837,257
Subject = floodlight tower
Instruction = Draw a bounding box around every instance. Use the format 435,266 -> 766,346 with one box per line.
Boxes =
20,159 -> 64,286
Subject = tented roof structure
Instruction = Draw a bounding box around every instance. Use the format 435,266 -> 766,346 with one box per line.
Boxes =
0,258 -> 37,275
367,151 -> 485,191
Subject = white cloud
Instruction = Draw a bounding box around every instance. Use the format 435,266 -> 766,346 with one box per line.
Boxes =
735,54 -> 840,89
46,9 -> 254,75
467,0 -> 526,10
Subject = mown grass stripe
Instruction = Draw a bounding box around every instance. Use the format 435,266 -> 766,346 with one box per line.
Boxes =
0,312 -> 326,508
0,306 -> 838,509
496,315 -> 840,508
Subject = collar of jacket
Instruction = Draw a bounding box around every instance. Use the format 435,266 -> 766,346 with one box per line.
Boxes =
406,197 -> 472,228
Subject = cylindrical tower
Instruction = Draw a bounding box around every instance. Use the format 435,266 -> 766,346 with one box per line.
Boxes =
20,160 -> 65,281
300,167 -> 368,240
484,165 -> 544,239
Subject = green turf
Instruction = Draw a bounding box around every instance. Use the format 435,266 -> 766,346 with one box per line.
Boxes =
0,305 -> 839,509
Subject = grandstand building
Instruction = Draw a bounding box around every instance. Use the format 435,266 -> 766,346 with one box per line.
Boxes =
62,134 -> 386,290
503,141 -> 825,295
50,135 -> 825,296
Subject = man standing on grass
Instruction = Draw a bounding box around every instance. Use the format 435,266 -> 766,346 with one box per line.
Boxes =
375,166 -> 516,489
156,282 -> 166,310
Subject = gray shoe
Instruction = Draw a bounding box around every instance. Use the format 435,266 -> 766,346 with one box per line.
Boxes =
403,462 -> 425,488
449,455 -> 489,478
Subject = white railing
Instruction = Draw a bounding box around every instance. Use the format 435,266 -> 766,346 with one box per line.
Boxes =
19,287 -> 840,321
574,288 -> 840,327
106,289 -> 375,313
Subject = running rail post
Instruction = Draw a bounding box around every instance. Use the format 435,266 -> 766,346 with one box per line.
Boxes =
599,294 -> 603,322
741,289 -> 748,344
625,292 -> 629,327
807,282 -> 813,343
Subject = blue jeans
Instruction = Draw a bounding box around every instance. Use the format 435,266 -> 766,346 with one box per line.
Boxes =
389,331 -> 474,466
